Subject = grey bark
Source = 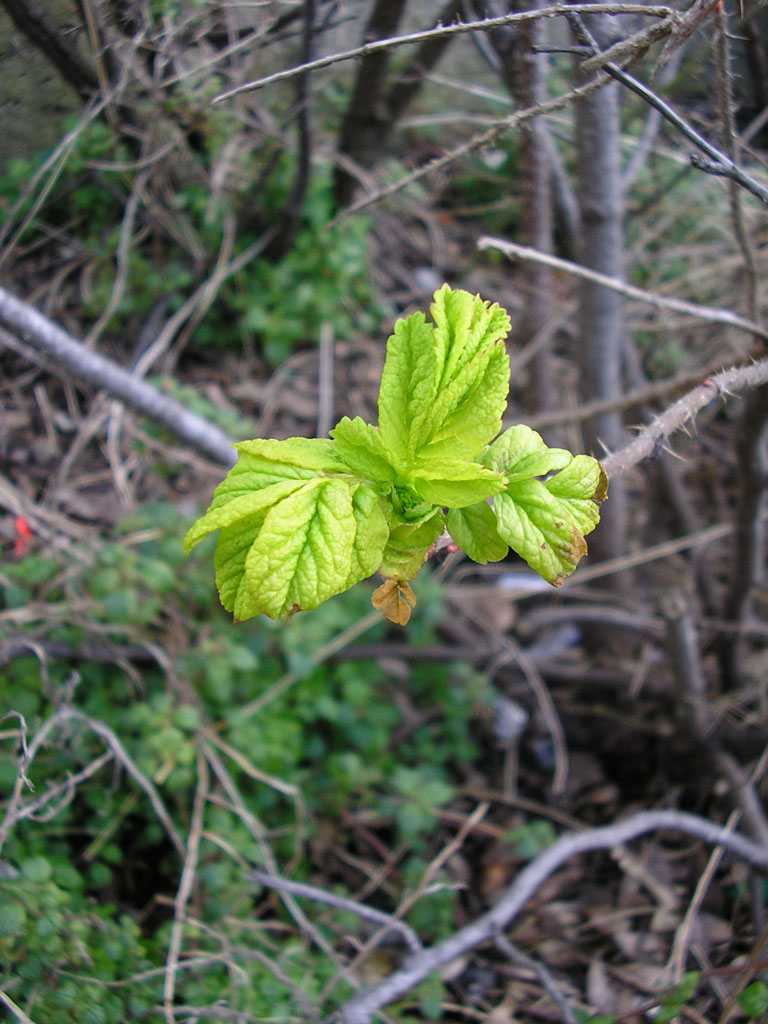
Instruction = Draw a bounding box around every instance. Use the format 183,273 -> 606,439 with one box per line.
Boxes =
574,14 -> 628,564
0,0 -> 99,99
332,0 -> 410,209
0,286 -> 235,466
484,0 -> 555,415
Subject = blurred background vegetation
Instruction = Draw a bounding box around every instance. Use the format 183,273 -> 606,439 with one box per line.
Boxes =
3,0 -> 768,1021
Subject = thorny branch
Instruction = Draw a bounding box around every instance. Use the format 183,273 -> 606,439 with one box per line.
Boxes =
602,358 -> 768,477
213,4 -> 674,101
332,72 -> 613,224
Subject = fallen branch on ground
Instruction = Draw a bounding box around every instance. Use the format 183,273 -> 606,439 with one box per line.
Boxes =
0,289 -> 235,467
335,809 -> 768,1023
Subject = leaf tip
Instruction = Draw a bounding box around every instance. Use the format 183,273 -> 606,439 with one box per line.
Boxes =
593,464 -> 609,505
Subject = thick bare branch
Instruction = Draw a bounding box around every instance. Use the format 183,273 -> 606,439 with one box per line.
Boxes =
0,289 -> 235,467
0,0 -> 99,99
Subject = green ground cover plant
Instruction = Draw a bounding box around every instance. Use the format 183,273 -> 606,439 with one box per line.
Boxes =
185,286 -> 607,624
0,125 -> 377,366
0,504 -> 491,1020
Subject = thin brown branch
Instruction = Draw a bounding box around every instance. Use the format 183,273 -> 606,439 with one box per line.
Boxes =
14,751 -> 115,824
200,740 -> 354,985
0,706 -> 185,860
248,870 -> 422,953
494,934 -> 578,1024
332,72 -> 613,225
213,4 -> 673,101
566,8 -> 768,206
164,748 -> 208,1024
60,708 -> 187,859
477,237 -> 768,341
337,810 -> 768,1023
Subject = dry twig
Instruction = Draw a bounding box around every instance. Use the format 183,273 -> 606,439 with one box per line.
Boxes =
478,237 -> 768,341
336,810 -> 768,1023
164,748 -> 208,1024
213,4 -> 674,101
248,871 -> 422,954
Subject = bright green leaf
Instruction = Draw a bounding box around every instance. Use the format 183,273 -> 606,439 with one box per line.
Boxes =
331,416 -> 397,483
184,287 -> 606,624
377,310 -> 437,462
184,479 -> 306,553
446,502 -> 508,563
738,982 -> 768,1018
377,286 -> 510,464
483,423 -> 572,480
412,286 -> 510,457
379,511 -> 444,581
495,477 -> 592,585
409,458 -> 506,508
430,283 -> 510,392
234,436 -> 343,472
417,340 -> 509,460
240,478 -> 357,619
486,425 -> 605,585
346,484 -> 390,587
213,510 -> 269,619
544,454 -> 606,536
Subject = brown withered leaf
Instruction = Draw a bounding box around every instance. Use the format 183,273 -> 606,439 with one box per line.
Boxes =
594,463 -> 609,505
371,578 -> 417,625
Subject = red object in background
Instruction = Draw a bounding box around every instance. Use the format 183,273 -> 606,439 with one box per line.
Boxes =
14,516 -> 32,555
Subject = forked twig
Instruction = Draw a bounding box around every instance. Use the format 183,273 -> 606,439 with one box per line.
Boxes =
336,810 -> 768,1023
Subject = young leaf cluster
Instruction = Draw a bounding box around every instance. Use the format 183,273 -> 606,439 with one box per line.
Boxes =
184,286 -> 607,624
